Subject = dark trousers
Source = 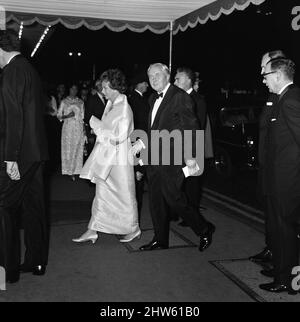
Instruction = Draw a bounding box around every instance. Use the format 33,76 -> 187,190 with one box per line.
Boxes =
45,116 -> 61,172
0,162 -> 49,274
147,166 -> 210,246
135,174 -> 146,223
266,195 -> 299,284
261,196 -> 271,249
257,168 -> 271,249
183,176 -> 202,208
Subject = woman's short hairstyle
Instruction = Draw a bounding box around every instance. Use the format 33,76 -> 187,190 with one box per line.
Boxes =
100,69 -> 127,93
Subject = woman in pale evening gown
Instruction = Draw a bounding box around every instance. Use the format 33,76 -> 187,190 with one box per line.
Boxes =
57,84 -> 86,180
72,69 -> 140,243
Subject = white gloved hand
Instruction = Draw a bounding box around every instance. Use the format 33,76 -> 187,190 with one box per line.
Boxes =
6,161 -> 20,181
131,139 -> 144,156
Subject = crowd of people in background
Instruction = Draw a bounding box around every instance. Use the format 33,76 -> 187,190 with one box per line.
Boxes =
1,29 -> 300,297
43,67 -> 214,182
39,63 -> 217,256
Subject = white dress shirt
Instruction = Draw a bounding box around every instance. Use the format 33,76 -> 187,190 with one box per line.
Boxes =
5,52 -> 20,67
151,83 -> 170,126
134,89 -> 143,97
278,82 -> 293,95
186,87 -> 193,94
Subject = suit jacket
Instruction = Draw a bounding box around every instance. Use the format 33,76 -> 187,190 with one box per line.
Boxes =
128,90 -> 150,174
84,93 -> 105,126
128,90 -> 149,133
264,84 -> 300,217
189,90 -> 207,130
0,55 -> 48,163
257,93 -> 278,197
146,84 -> 200,183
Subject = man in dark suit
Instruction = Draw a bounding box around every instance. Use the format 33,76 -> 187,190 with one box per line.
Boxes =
128,73 -> 150,220
174,67 -> 207,129
249,50 -> 286,264
0,30 -> 49,283
132,63 -> 215,252
84,79 -> 106,156
174,67 -> 207,227
258,58 -> 300,294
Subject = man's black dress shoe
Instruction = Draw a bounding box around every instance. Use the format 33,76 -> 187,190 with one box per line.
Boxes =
259,282 -> 297,295
249,247 -> 272,263
20,264 -> 46,276
6,270 -> 20,284
260,268 -> 274,278
199,223 -> 215,252
139,240 -> 169,251
178,220 -> 189,227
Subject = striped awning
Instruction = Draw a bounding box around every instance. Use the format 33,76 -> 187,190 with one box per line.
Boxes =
2,0 -> 266,34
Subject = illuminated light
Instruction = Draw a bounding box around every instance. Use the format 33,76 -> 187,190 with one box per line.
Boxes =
18,21 -> 24,40
77,52 -> 81,56
266,101 -> 273,106
31,25 -> 51,57
69,52 -> 73,56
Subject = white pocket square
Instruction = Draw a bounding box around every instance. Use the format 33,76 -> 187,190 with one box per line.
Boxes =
271,118 -> 277,122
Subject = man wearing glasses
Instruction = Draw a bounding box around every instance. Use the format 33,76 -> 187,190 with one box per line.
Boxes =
258,57 -> 300,294
249,51 -> 286,265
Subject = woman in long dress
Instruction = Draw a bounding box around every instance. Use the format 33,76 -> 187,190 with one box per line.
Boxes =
72,69 -> 140,243
57,84 -> 86,180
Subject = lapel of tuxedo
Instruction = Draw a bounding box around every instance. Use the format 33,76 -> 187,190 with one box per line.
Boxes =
149,85 -> 174,130
189,90 -> 196,99
2,54 -> 21,72
278,84 -> 294,102
270,86 -> 293,121
148,94 -> 156,130
96,93 -> 105,106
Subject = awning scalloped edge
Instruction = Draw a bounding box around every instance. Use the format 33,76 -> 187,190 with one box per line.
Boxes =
6,0 -> 265,35
6,12 -> 170,34
173,0 -> 266,34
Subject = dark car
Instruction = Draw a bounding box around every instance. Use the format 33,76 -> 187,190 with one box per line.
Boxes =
212,93 -> 265,177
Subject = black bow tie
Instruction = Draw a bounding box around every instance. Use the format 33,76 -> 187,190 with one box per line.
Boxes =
155,92 -> 163,99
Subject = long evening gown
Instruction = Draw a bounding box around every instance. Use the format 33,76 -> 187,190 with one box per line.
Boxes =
80,94 -> 139,235
57,96 -> 85,175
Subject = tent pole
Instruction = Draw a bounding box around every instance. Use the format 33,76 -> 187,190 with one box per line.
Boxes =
169,21 -> 173,73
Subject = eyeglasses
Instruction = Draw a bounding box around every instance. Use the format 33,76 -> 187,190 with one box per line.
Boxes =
262,71 -> 276,78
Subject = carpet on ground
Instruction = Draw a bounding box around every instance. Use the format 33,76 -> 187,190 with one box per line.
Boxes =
210,258 -> 300,302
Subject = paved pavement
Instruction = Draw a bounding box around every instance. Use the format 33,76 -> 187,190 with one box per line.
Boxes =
0,172 -> 298,302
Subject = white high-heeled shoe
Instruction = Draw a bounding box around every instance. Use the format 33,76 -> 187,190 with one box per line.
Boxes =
72,232 -> 98,244
119,228 -> 141,243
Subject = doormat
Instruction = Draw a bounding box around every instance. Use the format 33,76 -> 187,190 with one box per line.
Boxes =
210,258 -> 300,302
